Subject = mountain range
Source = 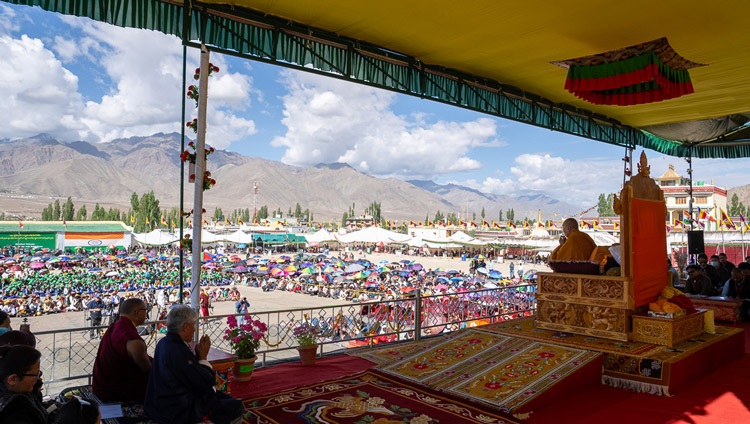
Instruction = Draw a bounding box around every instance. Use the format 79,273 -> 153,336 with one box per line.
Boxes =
0,133 -> 668,222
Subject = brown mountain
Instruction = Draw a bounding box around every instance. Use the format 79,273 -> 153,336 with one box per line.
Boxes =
0,133 -> 578,221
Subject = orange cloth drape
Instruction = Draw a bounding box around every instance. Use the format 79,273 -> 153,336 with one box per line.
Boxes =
631,198 -> 668,306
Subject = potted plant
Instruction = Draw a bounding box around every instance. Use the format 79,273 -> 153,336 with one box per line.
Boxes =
293,322 -> 320,365
224,314 -> 267,381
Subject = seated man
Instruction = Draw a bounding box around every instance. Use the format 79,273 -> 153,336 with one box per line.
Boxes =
685,264 -> 717,296
550,218 -> 597,262
92,298 -> 152,403
725,262 -> 750,321
144,305 -> 242,424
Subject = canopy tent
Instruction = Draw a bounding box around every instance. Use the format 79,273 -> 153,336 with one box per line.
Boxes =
406,236 -> 461,249
7,0 -> 750,158
335,227 -> 411,244
133,229 -> 179,246
224,229 -> 254,244
303,228 -> 337,244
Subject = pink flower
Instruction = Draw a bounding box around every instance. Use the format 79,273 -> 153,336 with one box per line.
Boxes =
226,314 -> 237,328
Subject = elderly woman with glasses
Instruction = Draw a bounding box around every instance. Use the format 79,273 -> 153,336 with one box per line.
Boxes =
0,345 -> 48,424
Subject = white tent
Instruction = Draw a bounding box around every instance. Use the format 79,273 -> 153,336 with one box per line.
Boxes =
133,230 -> 179,246
304,228 -> 337,243
447,231 -> 486,246
225,229 -> 254,244
336,227 -> 411,244
407,236 -> 462,248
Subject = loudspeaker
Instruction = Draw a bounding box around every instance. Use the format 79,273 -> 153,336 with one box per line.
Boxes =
687,230 -> 705,254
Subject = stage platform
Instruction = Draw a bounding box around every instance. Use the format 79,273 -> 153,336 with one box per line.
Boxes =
231,317 -> 744,422
481,317 -> 745,396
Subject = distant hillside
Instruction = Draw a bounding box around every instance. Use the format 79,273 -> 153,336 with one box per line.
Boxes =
0,133 -> 577,221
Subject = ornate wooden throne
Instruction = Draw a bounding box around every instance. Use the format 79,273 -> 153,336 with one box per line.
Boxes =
535,152 -> 669,341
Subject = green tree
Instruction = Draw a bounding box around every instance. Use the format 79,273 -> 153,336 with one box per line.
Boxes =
481,207 -> 486,219
41,204 -> 54,221
365,201 -> 382,222
434,210 -> 445,224
75,204 -> 87,220
213,208 -> 224,222
91,203 -> 107,221
506,208 -> 515,223
341,212 -> 349,226
53,200 -> 61,221
597,193 -> 616,216
728,193 -> 747,217
62,197 -> 75,221
257,205 -> 268,220
498,209 -> 503,221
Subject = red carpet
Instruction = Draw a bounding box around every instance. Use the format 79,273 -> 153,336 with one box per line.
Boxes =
230,355 -> 375,399
526,353 -> 750,424
528,322 -> 750,424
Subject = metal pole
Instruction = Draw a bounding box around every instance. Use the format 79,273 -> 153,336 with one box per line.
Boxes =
178,44 -> 187,304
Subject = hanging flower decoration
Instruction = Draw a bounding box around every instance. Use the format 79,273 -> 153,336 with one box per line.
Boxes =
182,63 -> 219,188
202,171 -> 217,191
181,208 -> 207,218
180,141 -> 215,164
185,63 -> 220,102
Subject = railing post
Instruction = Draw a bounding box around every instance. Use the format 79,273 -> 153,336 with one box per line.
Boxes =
414,290 -> 421,341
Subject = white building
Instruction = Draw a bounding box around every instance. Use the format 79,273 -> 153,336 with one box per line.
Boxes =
656,164 -> 727,225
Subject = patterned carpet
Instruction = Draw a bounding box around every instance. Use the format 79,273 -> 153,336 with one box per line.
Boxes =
480,317 -> 665,357
352,329 -> 601,413
242,370 -> 521,423
474,316 -> 745,395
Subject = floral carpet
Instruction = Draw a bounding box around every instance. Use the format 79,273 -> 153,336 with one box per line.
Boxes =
479,317 -> 665,357
242,370 -> 520,424
353,329 -> 601,413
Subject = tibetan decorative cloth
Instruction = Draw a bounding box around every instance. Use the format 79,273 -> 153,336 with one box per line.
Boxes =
357,329 -> 600,413
553,37 -> 705,106
243,370 -> 520,423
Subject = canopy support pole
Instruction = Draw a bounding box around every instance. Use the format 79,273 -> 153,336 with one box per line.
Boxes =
190,45 -> 210,310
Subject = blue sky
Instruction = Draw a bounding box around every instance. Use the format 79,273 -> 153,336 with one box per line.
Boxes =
2,3 -> 748,209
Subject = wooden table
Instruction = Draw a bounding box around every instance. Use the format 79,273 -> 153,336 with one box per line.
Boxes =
208,347 -> 237,394
687,296 -> 743,324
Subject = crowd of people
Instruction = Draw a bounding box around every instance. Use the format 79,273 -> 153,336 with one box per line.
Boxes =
684,252 -> 750,321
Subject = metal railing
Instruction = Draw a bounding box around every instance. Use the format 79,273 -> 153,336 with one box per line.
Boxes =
33,283 -> 537,396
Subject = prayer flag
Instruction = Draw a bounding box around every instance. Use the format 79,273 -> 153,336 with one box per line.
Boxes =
744,224 -> 750,235
613,221 -> 620,230
146,217 -> 150,225
161,217 -> 167,226
740,213 -> 746,224
18,217 -> 23,229
698,208 -> 707,221
720,208 -> 735,229
130,215 -> 135,224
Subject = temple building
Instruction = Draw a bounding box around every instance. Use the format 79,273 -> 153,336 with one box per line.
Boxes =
655,164 -> 727,225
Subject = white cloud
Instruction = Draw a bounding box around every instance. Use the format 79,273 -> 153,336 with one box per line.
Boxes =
0,33 -> 85,140
0,4 -> 21,35
2,13 -> 256,147
270,71 -> 497,178
458,153 -> 623,208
